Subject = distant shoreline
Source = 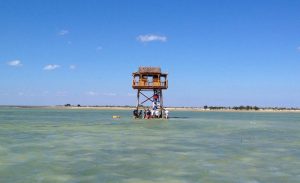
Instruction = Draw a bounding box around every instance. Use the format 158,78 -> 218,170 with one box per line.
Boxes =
3,105 -> 300,113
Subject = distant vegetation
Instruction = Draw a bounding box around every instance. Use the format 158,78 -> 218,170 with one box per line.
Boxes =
61,104 -> 299,111
203,105 -> 299,111
203,105 -> 259,110
63,104 -> 135,108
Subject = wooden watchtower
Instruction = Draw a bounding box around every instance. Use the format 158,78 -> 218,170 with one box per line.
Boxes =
132,67 -> 168,118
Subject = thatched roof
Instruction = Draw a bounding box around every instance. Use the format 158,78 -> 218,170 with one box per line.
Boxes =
138,67 -> 161,74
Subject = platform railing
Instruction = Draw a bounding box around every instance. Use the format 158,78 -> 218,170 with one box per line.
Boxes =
132,80 -> 168,87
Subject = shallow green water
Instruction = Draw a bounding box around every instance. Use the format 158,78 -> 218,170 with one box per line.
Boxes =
0,107 -> 300,183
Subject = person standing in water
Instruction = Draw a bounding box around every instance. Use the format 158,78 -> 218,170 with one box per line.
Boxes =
146,108 -> 151,119
164,109 -> 169,119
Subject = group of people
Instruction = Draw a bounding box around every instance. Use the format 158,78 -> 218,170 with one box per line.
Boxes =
133,108 -> 169,119
144,108 -> 161,119
133,93 -> 169,119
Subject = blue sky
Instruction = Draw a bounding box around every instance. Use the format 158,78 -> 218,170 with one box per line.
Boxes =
1,0 -> 300,107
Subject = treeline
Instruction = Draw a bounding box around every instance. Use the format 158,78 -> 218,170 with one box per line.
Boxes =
203,105 -> 300,110
232,106 -> 260,110
61,104 -> 299,111
63,104 -> 134,108
204,105 -> 259,110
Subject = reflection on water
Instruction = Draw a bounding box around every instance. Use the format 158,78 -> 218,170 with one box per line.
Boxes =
1,108 -> 300,182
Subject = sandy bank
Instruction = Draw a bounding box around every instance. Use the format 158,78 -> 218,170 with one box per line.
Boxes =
22,106 -> 300,113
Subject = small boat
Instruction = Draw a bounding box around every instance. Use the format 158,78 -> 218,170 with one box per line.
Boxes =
112,115 -> 121,119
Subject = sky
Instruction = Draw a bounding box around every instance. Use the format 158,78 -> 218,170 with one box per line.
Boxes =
0,0 -> 300,107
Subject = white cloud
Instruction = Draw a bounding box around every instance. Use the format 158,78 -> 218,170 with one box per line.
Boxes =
86,91 -> 98,96
103,92 -> 117,96
56,91 -> 68,97
96,46 -> 102,51
43,64 -> 60,71
18,92 -> 24,96
59,29 -> 69,36
7,60 -> 22,67
127,93 -> 136,97
16,91 -> 35,97
137,34 -> 167,42
42,91 -> 49,96
69,65 -> 76,69
85,91 -> 116,97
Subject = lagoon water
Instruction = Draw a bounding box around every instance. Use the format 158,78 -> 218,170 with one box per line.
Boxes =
0,107 -> 300,183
